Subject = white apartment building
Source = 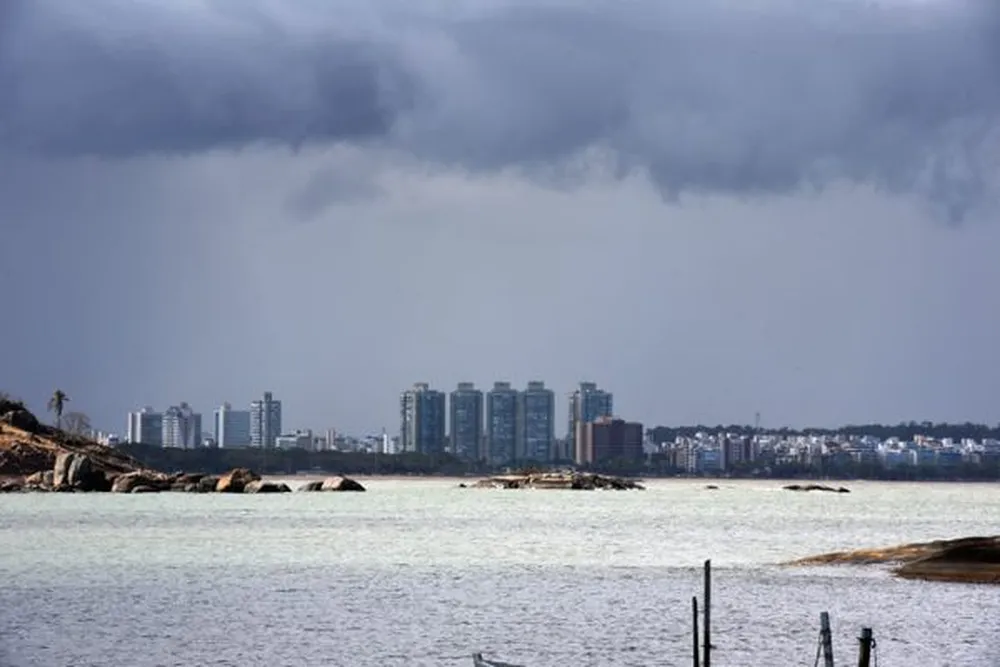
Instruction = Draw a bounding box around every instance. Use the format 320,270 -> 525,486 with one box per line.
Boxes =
162,402 -> 202,449
126,407 -> 163,445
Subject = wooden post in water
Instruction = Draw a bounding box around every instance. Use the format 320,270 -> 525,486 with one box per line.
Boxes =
703,559 -> 712,667
692,597 -> 700,667
857,628 -> 874,667
819,612 -> 834,667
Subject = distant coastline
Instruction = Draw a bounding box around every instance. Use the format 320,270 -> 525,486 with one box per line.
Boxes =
111,443 -> 1000,482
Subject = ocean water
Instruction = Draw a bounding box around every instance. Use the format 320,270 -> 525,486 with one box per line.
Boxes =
1,479 -> 998,666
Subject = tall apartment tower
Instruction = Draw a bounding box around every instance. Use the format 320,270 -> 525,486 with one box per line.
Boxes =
449,382 -> 484,461
250,391 -> 282,448
126,407 -> 163,445
580,417 -> 644,465
214,403 -> 252,448
399,383 -> 447,455
517,381 -> 555,463
162,402 -> 202,449
486,381 -> 519,466
568,381 -> 613,464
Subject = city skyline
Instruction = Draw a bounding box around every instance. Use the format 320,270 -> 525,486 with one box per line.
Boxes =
4,2 -> 1000,442
24,372 -> 1000,446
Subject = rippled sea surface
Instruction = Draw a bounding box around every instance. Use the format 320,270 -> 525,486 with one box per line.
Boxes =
2,479 -> 1000,666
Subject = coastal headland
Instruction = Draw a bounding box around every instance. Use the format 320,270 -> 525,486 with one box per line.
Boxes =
0,399 -> 365,494
788,535 -> 1000,584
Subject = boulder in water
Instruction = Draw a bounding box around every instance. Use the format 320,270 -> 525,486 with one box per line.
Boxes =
319,476 -> 366,492
244,480 -> 292,494
111,470 -> 170,493
215,468 -> 260,493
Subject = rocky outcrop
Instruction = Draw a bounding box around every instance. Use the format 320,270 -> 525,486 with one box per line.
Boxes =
470,471 -> 644,491
0,440 -> 56,476
215,468 -> 261,493
0,408 -> 41,434
895,537 -> 1000,584
783,484 -> 850,493
295,476 -> 366,492
788,535 -> 1000,584
52,452 -> 111,491
319,476 -> 366,492
0,403 -> 147,480
245,480 -> 292,494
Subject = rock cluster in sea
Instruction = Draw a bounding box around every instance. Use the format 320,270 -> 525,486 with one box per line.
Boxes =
466,471 -> 644,490
782,483 -> 851,493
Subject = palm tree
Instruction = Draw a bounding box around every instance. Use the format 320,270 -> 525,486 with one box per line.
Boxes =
48,389 -> 69,430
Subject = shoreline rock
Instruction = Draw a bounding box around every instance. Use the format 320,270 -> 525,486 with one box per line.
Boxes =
468,471 -> 644,491
245,480 -> 292,494
215,468 -> 260,493
0,433 -> 366,496
787,535 -> 1000,584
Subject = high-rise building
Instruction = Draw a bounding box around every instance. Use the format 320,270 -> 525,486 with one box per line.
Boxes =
568,382 -> 613,464
162,402 -> 202,449
517,381 -> 555,463
214,403 -> 251,448
580,416 -> 644,465
486,381 -> 518,465
399,383 -> 446,455
250,392 -> 282,448
449,382 -> 484,461
126,407 -> 163,445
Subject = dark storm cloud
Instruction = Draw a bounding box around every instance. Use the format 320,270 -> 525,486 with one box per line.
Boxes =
2,1 -> 999,213
0,2 -> 412,156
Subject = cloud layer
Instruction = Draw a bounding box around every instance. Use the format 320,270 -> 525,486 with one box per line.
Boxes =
5,1 -> 1000,434
3,0 -> 1000,216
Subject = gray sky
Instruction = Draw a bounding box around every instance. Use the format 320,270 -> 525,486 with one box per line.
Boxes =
2,0 -> 1000,436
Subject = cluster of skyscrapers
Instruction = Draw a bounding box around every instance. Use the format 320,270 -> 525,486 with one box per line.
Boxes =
126,392 -> 283,448
400,381 -> 644,466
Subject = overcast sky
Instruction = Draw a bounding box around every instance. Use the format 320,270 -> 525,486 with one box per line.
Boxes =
2,0 -> 1000,436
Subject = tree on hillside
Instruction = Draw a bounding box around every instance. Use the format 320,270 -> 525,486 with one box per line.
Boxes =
48,389 -> 69,429
61,411 -> 92,437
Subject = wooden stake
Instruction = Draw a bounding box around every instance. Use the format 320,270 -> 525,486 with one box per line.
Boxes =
703,559 -> 712,667
692,597 -> 700,667
819,612 -> 834,667
857,628 -> 874,667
